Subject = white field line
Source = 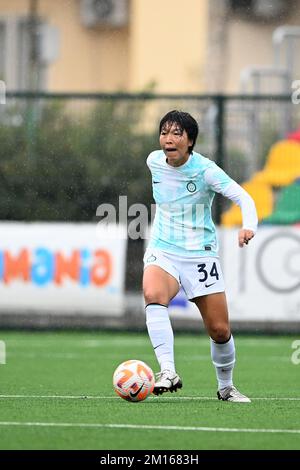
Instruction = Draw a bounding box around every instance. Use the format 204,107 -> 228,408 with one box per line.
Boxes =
4,338 -> 290,348
6,353 -> 212,361
0,421 -> 299,434
0,394 -> 300,401
5,352 -> 292,363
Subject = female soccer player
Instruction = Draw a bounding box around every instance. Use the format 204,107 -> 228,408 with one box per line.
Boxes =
143,110 -> 257,402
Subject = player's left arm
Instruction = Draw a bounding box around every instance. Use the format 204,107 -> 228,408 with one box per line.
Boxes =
222,181 -> 257,247
204,164 -> 258,247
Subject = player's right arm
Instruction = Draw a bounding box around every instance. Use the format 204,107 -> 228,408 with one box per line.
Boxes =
146,151 -> 159,171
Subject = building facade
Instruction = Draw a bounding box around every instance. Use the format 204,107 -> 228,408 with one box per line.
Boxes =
0,0 -> 300,93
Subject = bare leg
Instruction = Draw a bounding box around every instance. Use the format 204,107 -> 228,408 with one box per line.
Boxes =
143,265 -> 180,306
192,292 -> 231,343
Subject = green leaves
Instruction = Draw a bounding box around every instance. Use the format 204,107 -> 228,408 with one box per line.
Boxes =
0,99 -> 156,221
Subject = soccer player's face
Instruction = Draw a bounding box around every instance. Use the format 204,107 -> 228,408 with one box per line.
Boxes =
159,122 -> 193,166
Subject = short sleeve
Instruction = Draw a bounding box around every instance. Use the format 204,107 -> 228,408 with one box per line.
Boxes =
203,161 -> 234,194
146,151 -> 157,171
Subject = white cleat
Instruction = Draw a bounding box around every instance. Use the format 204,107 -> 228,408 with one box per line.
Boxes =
153,370 -> 183,396
217,385 -> 251,403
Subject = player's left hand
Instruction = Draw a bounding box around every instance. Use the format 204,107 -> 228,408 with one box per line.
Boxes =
238,229 -> 255,247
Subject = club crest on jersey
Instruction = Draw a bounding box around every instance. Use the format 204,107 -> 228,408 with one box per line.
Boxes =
147,254 -> 157,262
186,181 -> 197,193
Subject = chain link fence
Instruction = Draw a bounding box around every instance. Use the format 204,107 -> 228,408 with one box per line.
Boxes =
1,92 -> 300,291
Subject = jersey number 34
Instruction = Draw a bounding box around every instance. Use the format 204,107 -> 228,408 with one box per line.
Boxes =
197,263 -> 219,283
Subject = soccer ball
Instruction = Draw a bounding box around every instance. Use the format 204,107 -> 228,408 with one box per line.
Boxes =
113,359 -> 155,402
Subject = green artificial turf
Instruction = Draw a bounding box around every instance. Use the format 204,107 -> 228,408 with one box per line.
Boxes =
0,330 -> 299,450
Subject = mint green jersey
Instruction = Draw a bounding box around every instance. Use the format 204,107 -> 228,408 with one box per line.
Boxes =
146,150 -> 234,257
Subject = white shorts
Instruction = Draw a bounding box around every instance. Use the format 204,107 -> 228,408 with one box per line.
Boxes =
143,248 -> 225,301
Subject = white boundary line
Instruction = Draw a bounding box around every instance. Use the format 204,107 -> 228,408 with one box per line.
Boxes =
0,421 -> 299,434
0,394 -> 300,401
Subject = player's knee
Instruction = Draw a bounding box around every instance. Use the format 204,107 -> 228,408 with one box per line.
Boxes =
143,288 -> 169,306
210,324 -> 230,343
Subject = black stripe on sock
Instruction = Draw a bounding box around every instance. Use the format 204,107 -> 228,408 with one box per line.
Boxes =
212,334 -> 232,345
145,303 -> 168,309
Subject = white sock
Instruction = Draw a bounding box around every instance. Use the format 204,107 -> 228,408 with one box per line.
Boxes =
210,335 -> 235,390
145,303 -> 175,373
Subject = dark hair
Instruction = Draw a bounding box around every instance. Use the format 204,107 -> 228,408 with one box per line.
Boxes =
159,110 -> 199,154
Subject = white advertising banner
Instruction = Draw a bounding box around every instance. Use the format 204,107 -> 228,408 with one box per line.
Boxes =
164,226 -> 300,321
0,223 -> 127,316
220,226 -> 300,321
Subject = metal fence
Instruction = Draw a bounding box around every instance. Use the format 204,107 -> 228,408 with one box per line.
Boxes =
1,92 -> 300,312
1,92 -> 299,217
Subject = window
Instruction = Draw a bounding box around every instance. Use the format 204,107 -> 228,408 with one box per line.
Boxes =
0,16 -> 46,90
0,22 -> 6,82
229,0 -> 253,11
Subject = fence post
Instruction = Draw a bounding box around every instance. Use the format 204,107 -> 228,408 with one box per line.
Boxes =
0,341 -> 6,364
214,95 -> 225,224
